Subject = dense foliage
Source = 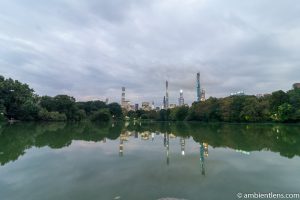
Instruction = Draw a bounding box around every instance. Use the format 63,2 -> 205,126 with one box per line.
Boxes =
124,89 -> 300,123
0,75 -> 122,122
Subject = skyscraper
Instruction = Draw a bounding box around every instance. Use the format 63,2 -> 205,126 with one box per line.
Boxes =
121,87 -> 125,107
166,80 -> 169,108
201,89 -> 206,102
196,73 -> 201,102
178,89 -> 184,106
121,87 -> 131,110
163,96 -> 166,109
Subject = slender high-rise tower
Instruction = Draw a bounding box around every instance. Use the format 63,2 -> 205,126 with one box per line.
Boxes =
196,73 -> 201,102
166,80 -> 169,108
121,87 -> 125,107
163,96 -> 166,109
178,89 -> 184,106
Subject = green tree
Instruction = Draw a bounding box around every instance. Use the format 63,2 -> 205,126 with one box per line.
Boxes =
19,100 -> 40,120
90,109 -> 111,122
107,103 -> 123,120
269,90 -> 289,112
277,103 -> 293,122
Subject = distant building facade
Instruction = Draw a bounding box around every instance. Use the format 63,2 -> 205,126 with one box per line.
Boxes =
230,91 -> 245,96
142,102 -> 151,111
121,87 -> 131,110
201,89 -> 205,101
196,73 -> 201,102
178,90 -> 184,106
165,81 -> 169,108
134,104 -> 139,111
293,83 -> 300,89
169,104 -> 177,109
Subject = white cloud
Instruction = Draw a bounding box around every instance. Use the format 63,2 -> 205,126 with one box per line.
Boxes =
0,0 -> 299,106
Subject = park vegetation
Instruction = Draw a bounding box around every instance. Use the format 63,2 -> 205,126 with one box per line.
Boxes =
0,75 -> 122,122
126,86 -> 300,123
1,75 -> 300,123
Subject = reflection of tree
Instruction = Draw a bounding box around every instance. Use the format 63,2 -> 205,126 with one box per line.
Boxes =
126,122 -> 300,159
0,122 -> 123,165
1,121 -> 300,166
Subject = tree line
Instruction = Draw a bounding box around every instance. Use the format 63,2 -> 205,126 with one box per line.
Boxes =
127,86 -> 300,123
0,75 -> 122,122
1,75 -> 300,122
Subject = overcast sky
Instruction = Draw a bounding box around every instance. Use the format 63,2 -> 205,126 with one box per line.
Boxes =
0,0 -> 300,105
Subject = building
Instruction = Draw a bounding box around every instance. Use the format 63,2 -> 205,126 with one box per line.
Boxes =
293,83 -> 300,89
165,81 -> 169,108
178,89 -> 184,106
130,104 -> 135,111
196,72 -> 201,102
121,87 -> 132,110
169,104 -> 177,109
163,96 -> 166,109
105,98 -> 109,104
121,87 -> 126,106
196,72 -> 206,102
134,104 -> 139,111
142,102 -> 151,111
201,89 -> 205,101
230,91 -> 245,96
151,101 -> 155,110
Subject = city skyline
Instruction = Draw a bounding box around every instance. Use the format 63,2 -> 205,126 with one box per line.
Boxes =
1,0 -> 300,105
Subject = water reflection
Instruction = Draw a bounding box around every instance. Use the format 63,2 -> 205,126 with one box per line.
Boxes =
1,122 -> 300,166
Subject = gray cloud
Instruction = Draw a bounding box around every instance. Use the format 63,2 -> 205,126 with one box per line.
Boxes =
0,0 -> 300,106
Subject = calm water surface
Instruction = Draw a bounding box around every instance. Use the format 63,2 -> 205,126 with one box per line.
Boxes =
0,122 -> 300,200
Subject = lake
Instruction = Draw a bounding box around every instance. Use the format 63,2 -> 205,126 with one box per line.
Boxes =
0,122 -> 300,200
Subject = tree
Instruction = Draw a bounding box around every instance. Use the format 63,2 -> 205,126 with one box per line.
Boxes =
0,76 -> 36,120
19,100 -> 40,120
53,95 -> 77,120
269,90 -> 289,112
277,103 -> 293,122
107,103 -> 123,120
159,109 -> 170,121
76,100 -> 106,116
40,96 -> 56,111
90,109 -> 111,122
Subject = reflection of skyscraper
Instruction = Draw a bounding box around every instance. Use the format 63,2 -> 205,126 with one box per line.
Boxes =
180,137 -> 185,156
203,142 -> 208,157
119,137 -> 124,157
164,133 -> 167,147
166,133 -> 170,165
199,142 -> 209,175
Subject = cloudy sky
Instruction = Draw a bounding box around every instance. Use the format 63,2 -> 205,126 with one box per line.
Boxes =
0,0 -> 300,105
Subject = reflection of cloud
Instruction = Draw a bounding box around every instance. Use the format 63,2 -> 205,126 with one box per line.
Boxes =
1,1 -> 300,105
